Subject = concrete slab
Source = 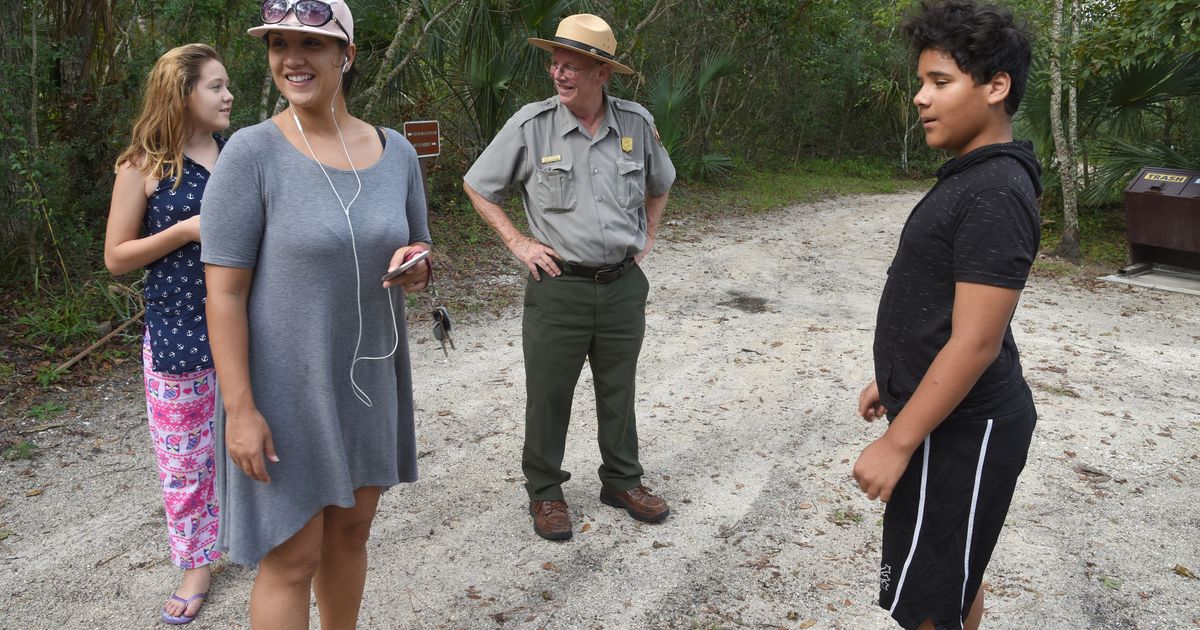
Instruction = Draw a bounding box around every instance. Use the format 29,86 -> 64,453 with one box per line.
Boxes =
1100,266 -> 1200,296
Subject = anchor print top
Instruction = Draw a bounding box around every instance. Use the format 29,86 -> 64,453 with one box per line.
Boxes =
142,134 -> 225,374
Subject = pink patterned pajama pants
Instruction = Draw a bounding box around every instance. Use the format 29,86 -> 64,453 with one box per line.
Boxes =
142,333 -> 220,569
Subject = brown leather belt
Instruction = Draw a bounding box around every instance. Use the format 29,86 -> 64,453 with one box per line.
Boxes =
556,257 -> 635,283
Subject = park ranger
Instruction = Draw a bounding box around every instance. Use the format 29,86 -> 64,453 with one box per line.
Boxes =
463,13 -> 676,541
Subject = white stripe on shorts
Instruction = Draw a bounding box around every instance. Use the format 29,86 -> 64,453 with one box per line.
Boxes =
888,434 -> 931,616
959,418 -> 995,620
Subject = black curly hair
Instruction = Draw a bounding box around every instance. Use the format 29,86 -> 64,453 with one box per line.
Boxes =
903,0 -> 1033,116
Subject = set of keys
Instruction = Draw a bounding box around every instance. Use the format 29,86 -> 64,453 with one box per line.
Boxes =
429,280 -> 454,358
432,304 -> 454,357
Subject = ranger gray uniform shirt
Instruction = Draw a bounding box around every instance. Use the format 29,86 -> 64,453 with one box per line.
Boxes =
464,93 -> 676,266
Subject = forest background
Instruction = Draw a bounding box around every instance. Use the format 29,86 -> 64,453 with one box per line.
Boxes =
0,0 -> 1197,399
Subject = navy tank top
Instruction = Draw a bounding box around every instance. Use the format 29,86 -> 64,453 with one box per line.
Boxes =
142,135 -> 224,373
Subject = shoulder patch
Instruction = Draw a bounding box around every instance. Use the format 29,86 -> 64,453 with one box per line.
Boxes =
511,97 -> 559,128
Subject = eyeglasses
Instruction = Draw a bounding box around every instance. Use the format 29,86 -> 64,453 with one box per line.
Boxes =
547,60 -> 593,79
260,0 -> 350,41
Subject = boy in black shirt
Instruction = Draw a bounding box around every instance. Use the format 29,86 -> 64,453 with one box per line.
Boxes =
853,2 -> 1040,629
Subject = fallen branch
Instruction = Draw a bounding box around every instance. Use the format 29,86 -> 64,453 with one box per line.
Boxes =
94,550 -> 124,568
54,309 -> 144,375
17,422 -> 63,434
633,0 -> 676,35
86,464 -> 151,480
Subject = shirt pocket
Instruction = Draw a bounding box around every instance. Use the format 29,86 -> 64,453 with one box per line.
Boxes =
616,158 -> 646,210
534,161 -> 577,213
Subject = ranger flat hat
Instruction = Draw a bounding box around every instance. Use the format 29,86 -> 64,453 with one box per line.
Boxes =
528,14 -> 634,75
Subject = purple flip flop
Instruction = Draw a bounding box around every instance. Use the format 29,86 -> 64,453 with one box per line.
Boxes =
161,592 -> 207,625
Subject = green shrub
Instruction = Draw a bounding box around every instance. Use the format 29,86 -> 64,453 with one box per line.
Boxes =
3,441 -> 37,461
27,401 -> 65,420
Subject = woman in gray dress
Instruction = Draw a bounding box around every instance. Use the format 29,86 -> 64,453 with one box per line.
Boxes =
200,1 -> 431,627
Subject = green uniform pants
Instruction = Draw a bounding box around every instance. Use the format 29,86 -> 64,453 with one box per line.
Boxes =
521,266 -> 649,500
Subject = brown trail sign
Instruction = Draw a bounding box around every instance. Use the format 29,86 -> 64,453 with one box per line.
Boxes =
403,120 -> 440,158
403,120 -> 441,214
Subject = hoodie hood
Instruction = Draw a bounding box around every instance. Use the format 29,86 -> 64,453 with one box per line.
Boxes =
935,140 -> 1043,197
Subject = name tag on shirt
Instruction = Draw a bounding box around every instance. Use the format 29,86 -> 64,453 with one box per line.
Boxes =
540,155 -> 562,164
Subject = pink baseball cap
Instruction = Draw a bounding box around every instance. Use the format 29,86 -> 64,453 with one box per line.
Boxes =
247,0 -> 354,45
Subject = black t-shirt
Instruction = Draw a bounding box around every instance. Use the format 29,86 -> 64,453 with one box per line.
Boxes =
873,141 -> 1043,420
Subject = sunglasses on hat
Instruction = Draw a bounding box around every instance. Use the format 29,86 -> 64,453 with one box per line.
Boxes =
260,0 -> 350,40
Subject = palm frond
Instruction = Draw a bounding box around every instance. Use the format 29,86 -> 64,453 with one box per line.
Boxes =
646,70 -> 695,155
696,51 -> 739,94
696,153 -> 735,180
1084,138 -> 1199,205
1080,52 -> 1200,136
519,0 -> 575,38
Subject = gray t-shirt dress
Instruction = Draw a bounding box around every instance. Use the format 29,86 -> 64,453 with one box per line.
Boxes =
200,120 -> 430,566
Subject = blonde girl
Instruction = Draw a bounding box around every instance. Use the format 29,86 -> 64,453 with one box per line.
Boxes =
104,43 -> 233,625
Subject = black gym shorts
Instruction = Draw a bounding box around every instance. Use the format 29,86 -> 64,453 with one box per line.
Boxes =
877,396 -> 1036,629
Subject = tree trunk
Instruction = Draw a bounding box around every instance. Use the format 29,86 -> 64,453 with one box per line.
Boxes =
355,0 -> 463,118
30,1 -> 39,150
26,1 -> 40,273
901,72 -> 912,174
356,0 -> 421,118
1050,0 -> 1081,262
703,77 -> 723,153
1068,0 -> 1080,190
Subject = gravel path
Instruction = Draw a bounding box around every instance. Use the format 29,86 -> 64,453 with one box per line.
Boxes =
2,192 -> 1197,629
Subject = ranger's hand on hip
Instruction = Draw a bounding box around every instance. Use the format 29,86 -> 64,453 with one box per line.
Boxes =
508,233 -> 562,281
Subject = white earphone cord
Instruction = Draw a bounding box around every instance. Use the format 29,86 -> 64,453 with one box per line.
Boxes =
292,62 -> 400,408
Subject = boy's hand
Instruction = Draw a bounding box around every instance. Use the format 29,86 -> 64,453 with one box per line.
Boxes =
852,434 -> 911,502
858,379 -> 888,421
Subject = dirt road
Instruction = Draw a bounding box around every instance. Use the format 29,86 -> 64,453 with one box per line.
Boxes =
2,192 -> 1197,629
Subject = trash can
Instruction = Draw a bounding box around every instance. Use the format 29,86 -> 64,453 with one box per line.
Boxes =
1123,166 -> 1200,271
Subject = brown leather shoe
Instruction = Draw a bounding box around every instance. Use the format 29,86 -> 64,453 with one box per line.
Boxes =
529,500 -> 572,541
600,484 -> 670,523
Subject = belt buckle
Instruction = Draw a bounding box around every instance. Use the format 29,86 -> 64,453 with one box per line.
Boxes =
594,267 -> 617,283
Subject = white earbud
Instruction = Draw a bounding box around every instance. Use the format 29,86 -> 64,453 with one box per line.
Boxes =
341,54 -> 350,73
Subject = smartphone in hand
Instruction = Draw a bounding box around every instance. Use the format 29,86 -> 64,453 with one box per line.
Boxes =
381,249 -> 430,282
